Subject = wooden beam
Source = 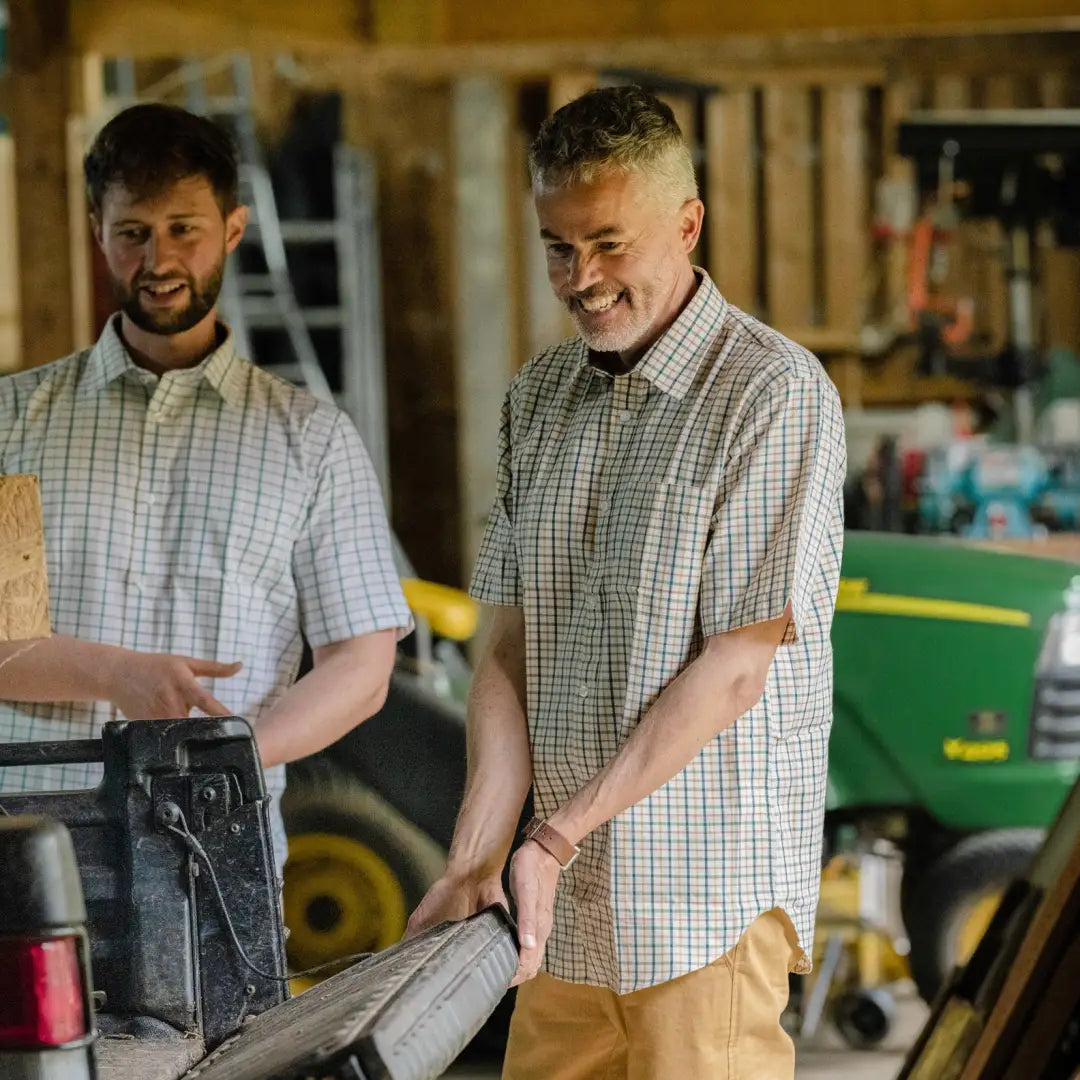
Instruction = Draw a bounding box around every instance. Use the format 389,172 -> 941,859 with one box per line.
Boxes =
70,0 -> 368,57
64,0 -> 1080,59
299,31 -> 1080,84
431,0 -> 1080,46
344,78 -> 463,587
704,89 -> 757,313
8,0 -> 76,370
821,85 -> 868,337
763,85 -> 814,331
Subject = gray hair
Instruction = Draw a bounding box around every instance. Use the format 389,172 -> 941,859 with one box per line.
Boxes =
528,85 -> 697,206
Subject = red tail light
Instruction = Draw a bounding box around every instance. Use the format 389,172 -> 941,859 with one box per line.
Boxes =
0,936 -> 88,1047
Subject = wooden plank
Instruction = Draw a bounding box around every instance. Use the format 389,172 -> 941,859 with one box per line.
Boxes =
999,932 -> 1080,1079
933,73 -> 973,109
8,0 -> 75,370
71,0 -> 366,56
985,73 -> 1020,108
303,33 -> 1080,85
0,136 -> 20,373
826,355 -> 864,407
705,89 -> 756,312
960,812 -> 1080,1079
66,0 -> 1080,55
763,85 -> 814,331
1038,70 -> 1070,107
0,476 -> 52,642
435,0 -> 1080,45
882,78 -> 918,331
821,85 -> 868,337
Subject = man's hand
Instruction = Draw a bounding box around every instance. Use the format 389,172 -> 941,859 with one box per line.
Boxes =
108,651 -> 242,720
405,871 -> 508,940
508,840 -> 561,986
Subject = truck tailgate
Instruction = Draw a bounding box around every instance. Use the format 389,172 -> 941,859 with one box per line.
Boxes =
180,906 -> 517,1080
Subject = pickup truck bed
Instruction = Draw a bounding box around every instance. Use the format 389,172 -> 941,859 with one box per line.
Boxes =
0,718 -> 517,1080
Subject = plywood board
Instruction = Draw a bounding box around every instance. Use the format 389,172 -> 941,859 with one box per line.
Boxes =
0,135 -> 20,372
0,476 -> 52,641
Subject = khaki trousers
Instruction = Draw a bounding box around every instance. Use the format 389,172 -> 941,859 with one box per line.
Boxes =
502,908 -> 800,1080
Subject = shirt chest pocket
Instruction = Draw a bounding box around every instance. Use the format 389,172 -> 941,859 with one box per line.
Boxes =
602,481 -> 715,602
172,472 -> 302,600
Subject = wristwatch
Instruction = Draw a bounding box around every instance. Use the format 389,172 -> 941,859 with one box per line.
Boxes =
522,816 -> 580,869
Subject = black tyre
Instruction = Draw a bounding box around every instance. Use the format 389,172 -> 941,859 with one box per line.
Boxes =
903,829 -> 1043,1004
281,771 -> 446,976
834,988 -> 894,1050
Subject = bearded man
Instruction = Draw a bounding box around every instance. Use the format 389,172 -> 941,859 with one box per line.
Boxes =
0,104 -> 411,873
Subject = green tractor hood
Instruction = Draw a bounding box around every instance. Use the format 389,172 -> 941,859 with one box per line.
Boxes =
830,532 -> 1080,831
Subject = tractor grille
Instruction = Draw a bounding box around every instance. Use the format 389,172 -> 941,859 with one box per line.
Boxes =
1031,612 -> 1080,760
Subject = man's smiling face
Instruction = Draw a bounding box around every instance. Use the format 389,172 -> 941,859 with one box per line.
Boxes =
535,168 -> 702,363
94,174 -> 243,337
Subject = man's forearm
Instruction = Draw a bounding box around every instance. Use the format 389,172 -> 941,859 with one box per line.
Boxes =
547,612 -> 789,846
0,635 -> 120,703
445,607 -> 532,880
256,629 -> 397,767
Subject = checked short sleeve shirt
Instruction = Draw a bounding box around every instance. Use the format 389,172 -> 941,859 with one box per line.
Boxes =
0,317 -> 412,869
470,271 -> 846,993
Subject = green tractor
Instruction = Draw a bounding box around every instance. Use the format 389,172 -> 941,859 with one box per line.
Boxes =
281,530 -> 1080,1011
830,531 -> 1079,1003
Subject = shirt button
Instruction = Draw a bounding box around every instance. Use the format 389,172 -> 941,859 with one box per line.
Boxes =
577,684 -> 591,699
618,409 -> 633,423
598,497 -> 611,514
146,493 -> 157,506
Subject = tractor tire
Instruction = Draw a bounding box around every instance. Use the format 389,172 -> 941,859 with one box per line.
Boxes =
903,829 -> 1043,1005
281,771 -> 446,976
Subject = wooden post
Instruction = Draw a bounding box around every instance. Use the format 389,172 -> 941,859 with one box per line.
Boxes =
821,85 -> 868,339
344,77 -> 463,587
8,0 -> 76,370
0,476 -> 52,642
763,85 -> 814,331
453,75 -> 515,582
704,88 -> 757,313
882,78 -> 917,331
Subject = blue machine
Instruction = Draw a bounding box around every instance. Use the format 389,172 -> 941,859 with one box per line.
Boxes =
919,443 -> 1050,539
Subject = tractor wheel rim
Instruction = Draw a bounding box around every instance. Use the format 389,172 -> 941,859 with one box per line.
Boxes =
283,831 -> 407,974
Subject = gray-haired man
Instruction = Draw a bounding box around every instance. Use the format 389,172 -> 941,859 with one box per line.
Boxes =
409,85 -> 846,1079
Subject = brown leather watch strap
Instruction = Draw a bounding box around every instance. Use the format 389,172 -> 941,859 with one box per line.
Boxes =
522,816 -> 580,869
